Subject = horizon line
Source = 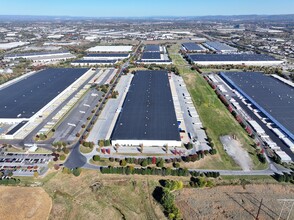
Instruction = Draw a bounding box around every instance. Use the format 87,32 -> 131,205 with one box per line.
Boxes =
0,13 -> 294,19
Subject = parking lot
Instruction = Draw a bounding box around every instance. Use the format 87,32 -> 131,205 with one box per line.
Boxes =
0,150 -> 52,177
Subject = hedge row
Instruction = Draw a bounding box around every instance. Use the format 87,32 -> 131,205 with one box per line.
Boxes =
100,166 -> 190,176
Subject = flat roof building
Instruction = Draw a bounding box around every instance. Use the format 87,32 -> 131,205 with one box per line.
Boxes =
188,54 -> 283,66
0,68 -> 89,123
220,72 -> 294,142
203,41 -> 238,53
111,70 -> 181,147
71,60 -> 117,66
4,51 -> 75,63
87,45 -> 133,52
83,53 -> 130,60
182,42 -> 208,52
141,52 -> 161,60
144,45 -> 161,52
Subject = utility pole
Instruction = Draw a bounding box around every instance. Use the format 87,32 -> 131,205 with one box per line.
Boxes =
255,198 -> 263,220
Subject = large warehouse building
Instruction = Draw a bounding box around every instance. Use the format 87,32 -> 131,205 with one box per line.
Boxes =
220,72 -> 294,144
71,53 -> 129,66
4,50 -> 75,63
187,54 -> 283,66
0,68 -> 91,138
71,60 -> 118,66
87,45 -> 133,52
137,44 -> 172,64
111,70 -> 181,147
83,53 -> 130,60
0,68 -> 89,123
182,42 -> 208,53
203,41 -> 238,53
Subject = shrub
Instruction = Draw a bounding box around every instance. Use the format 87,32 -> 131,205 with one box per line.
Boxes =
141,159 -> 148,167
93,155 -> 100,161
72,168 -> 81,177
63,148 -> 70,154
120,159 -> 127,166
59,154 -> 66,160
210,149 -> 217,155
156,159 -> 164,168
173,162 -> 180,168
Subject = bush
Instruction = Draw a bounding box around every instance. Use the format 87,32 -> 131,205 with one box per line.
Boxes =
62,167 -> 72,174
173,162 -> 180,168
210,149 -> 217,155
156,159 -> 164,168
63,148 -> 70,154
185,142 -> 193,150
120,159 -> 127,166
141,159 -> 148,167
93,155 -> 100,161
72,168 -> 81,177
59,154 -> 66,161
257,153 -> 266,164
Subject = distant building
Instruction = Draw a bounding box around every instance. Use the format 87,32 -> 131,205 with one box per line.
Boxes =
4,51 -> 75,63
71,60 -> 118,66
87,45 -> 133,53
182,42 -> 208,53
203,41 -> 238,53
187,54 -> 283,66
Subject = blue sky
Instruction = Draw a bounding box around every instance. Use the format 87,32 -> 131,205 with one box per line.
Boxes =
0,0 -> 293,17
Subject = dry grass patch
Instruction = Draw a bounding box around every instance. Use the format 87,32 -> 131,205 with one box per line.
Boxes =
0,186 -> 52,220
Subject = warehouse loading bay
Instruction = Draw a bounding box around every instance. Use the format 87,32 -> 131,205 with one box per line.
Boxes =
87,70 -> 210,156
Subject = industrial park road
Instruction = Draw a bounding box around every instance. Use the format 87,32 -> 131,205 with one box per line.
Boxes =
64,142 -> 87,169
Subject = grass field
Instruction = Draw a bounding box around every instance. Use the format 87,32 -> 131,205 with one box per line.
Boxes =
176,184 -> 294,220
9,166 -> 292,220
20,170 -> 171,220
168,44 -> 267,170
0,186 -> 52,220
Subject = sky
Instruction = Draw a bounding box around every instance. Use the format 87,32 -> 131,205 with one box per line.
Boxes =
0,0 -> 293,17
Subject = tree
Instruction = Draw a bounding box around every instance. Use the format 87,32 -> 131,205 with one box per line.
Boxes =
63,148 -> 70,154
141,159 -> 148,167
72,168 -> 81,177
98,140 -> 104,147
93,155 -> 100,161
161,188 -> 175,213
62,167 -> 72,174
120,159 -> 127,166
173,162 -> 180,168
157,159 -> 164,168
210,149 -> 217,155
33,171 -> 39,178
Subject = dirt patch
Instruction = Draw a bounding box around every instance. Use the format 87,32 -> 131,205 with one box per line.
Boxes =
176,184 -> 294,220
220,135 -> 253,171
0,186 -> 52,220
